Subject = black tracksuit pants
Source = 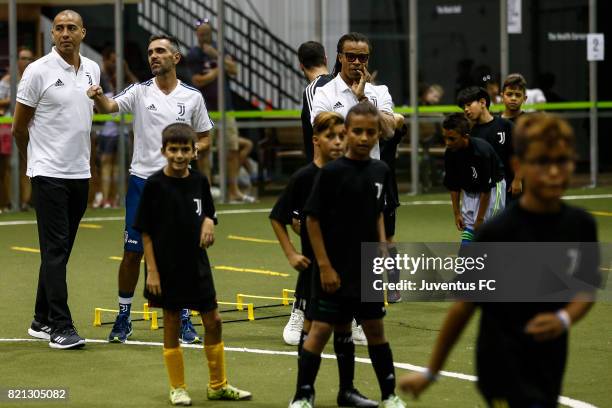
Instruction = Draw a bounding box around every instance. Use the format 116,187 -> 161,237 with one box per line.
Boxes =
31,176 -> 88,329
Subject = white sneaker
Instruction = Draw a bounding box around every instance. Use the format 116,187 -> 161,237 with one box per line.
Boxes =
351,320 -> 367,345
288,397 -> 313,408
207,383 -> 252,400
210,186 -> 221,200
92,192 -> 103,208
381,394 -> 407,408
169,387 -> 192,406
283,309 -> 304,346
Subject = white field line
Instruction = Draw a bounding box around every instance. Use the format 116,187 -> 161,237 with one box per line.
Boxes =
0,209 -> 271,226
400,193 -> 612,206
0,193 -> 610,227
0,338 -> 597,408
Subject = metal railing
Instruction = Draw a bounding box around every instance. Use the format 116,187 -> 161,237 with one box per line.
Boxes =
137,0 -> 305,109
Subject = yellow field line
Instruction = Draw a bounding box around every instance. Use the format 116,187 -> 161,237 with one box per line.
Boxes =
106,257 -> 287,277
227,234 -> 278,244
11,246 -> 40,253
591,211 -> 612,217
109,256 -> 144,263
80,223 -> 103,229
214,265 -> 289,277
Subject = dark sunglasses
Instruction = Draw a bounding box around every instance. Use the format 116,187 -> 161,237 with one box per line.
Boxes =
524,155 -> 574,169
195,18 -> 210,28
342,52 -> 369,63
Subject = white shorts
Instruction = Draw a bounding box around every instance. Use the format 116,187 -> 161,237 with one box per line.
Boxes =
461,179 -> 506,231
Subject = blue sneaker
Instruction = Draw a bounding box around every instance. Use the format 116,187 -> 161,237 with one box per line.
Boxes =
180,318 -> 201,344
108,314 -> 132,343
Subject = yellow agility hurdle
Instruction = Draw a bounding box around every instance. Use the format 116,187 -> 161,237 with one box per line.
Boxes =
236,294 -> 288,309
189,302 -> 255,321
93,307 -> 159,330
282,289 -> 295,305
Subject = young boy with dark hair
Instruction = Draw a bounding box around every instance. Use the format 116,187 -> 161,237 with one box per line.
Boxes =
135,123 -> 251,405
271,111 -> 377,407
298,41 -> 334,162
457,86 -> 520,202
399,113 -> 600,408
441,113 -> 505,242
501,73 -> 528,123
289,102 -> 404,408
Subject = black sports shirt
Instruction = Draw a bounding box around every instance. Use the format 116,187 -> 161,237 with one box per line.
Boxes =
443,137 -> 505,193
301,74 -> 334,161
470,116 -> 514,182
304,157 -> 394,299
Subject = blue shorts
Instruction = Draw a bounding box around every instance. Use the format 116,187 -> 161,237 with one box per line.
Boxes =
124,175 -> 146,253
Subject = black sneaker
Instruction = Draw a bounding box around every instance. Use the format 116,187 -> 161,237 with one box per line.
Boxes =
49,325 -> 85,349
387,290 -> 402,304
108,314 -> 133,343
337,388 -> 378,407
28,320 -> 52,340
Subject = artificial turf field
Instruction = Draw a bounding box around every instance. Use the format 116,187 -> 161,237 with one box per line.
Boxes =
1,188 -> 611,408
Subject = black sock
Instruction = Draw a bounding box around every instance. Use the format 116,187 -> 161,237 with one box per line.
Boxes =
368,342 -> 396,400
334,331 -> 355,391
298,330 -> 308,356
294,349 -> 321,401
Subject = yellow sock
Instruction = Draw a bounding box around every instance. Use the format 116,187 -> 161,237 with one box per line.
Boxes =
163,347 -> 186,389
204,341 -> 227,390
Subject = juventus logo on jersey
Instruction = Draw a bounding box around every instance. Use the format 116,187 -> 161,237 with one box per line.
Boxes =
85,72 -> 93,86
471,166 -> 478,179
194,198 -> 202,216
497,131 -> 506,144
370,96 -> 377,107
177,103 -> 186,117
374,182 -> 383,199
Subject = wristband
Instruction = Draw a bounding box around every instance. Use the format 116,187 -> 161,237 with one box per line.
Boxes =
423,368 -> 439,382
556,309 -> 571,330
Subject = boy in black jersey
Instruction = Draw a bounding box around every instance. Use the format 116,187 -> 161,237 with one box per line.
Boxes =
298,41 -> 334,161
399,114 -> 600,408
271,112 -> 377,407
501,73 -> 528,123
442,113 -> 505,242
289,102 -> 405,408
458,86 -> 520,202
134,124 -> 250,405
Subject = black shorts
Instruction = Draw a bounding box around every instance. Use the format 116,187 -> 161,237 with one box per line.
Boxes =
309,297 -> 386,325
147,294 -> 218,314
294,265 -> 312,302
294,297 -> 310,318
96,135 -> 118,156
144,258 -> 218,313
383,208 -> 396,238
